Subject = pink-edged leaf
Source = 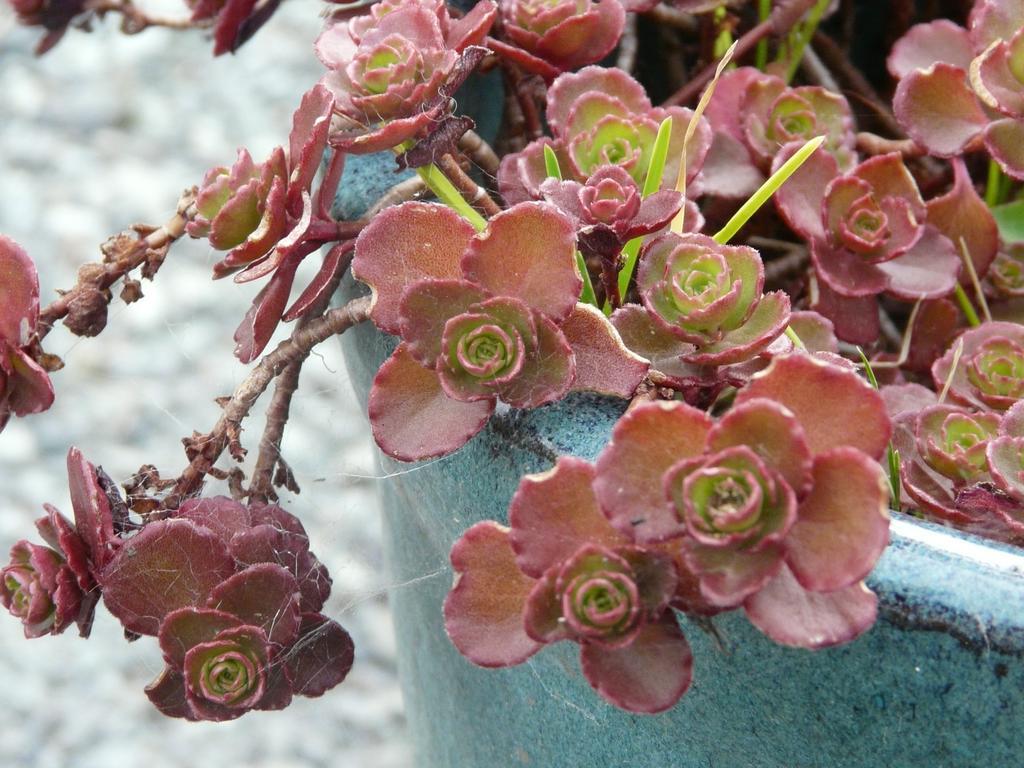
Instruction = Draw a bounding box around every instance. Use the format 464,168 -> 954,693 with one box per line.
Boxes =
509,456 -> 625,578
286,613 -> 355,697
282,241 -> 354,322
6,349 -> 55,417
176,496 -> 251,545
329,105 -> 447,154
532,0 -> 625,72
158,607 -> 244,668
894,63 -> 988,157
788,311 -> 838,354
211,0 -> 256,55
0,235 -> 38,344
786,448 -> 890,593
232,251 -> 300,364
399,279 -> 489,367
352,202 -> 476,335
708,397 -> 814,497
560,303 -> 649,397
881,382 -> 937,419
887,20 -> 974,80
38,504 -> 92,592
905,298 -> 961,372
699,131 -> 764,199
811,239 -> 888,299
594,401 -> 712,543
444,521 -> 542,667
684,291 -> 791,366
984,118 -> 1024,180
579,612 -> 693,714
737,354 -> 892,459
744,564 -> 878,649
483,35 -> 562,80
988,436 -> 1024,501
546,66 -> 651,139
495,313 -> 574,408
772,143 -> 839,243
100,519 -> 236,636
368,343 -> 494,461
287,85 -> 334,210
208,563 -> 302,647
609,304 -> 698,385
627,190 -> 685,238
811,279 -> 880,345
926,159 -> 998,283
523,569 -> 569,643
682,541 -> 784,608
66,447 -> 117,571
999,400 -> 1024,438
447,0 -> 497,50
145,668 -> 193,720
969,1 -> 1024,49
229,524 -> 330,614
462,202 -> 580,322
877,226 -> 962,300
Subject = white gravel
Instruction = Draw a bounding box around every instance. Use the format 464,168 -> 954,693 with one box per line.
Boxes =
0,2 -> 410,766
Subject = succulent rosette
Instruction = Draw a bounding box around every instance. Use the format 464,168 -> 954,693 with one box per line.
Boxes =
987,242 -> 1024,298
610,232 -> 791,367
444,457 -> 694,713
593,354 -> 892,648
933,322 -> 1024,412
0,235 -> 55,433
701,67 -> 856,198
890,2 -> 1024,179
886,383 -> 1024,542
89,495 -> 351,721
316,1 -> 495,153
774,150 -> 968,344
499,67 -> 711,204
486,0 -> 631,78
188,85 -> 351,362
352,200 -> 649,461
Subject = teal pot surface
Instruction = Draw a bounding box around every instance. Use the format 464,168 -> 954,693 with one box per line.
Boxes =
337,275 -> 1024,768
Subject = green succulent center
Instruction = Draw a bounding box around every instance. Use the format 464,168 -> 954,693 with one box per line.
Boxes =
668,252 -> 729,312
968,339 -> 1024,398
201,651 -> 255,703
456,324 -> 515,379
688,467 -> 762,534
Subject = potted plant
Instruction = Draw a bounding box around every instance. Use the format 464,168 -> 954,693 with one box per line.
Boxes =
3,0 -> 1024,765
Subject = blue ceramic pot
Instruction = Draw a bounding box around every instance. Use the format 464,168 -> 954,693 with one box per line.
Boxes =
332,75 -> 1024,767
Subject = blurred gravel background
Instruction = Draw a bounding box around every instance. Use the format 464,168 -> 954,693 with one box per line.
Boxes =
0,2 -> 410,766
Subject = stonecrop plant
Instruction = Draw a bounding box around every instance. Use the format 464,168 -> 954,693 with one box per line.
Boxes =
5,0 -> 1024,721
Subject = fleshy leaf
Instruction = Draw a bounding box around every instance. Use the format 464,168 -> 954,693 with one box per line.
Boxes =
684,291 -> 791,366
925,159 -> 998,285
509,456 -> 625,578
0,235 -> 38,344
286,613 -> 355,697
462,203 -> 580,322
984,118 -> 1024,180
561,303 -> 649,398
785,448 -> 890,592
579,613 -> 693,714
158,607 -> 244,668
444,521 -> 541,667
744,564 -> 878,649
399,279 -> 489,367
67,447 -> 117,571
368,344 -> 494,461
101,519 -> 236,636
737,354 -> 891,459
594,401 -> 712,543
894,63 -> 988,157
887,20 -> 974,80
493,313 -> 574,409
208,563 -> 302,647
352,202 -> 476,335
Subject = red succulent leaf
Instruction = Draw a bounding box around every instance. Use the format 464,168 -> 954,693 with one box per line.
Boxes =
66,447 -> 118,572
810,279 -> 880,346
462,202 -> 580,323
446,0 -> 498,50
547,66 -> 650,138
488,311 -> 574,408
594,400 -> 712,543
285,613 -> 355,697
681,538 -> 784,608
207,563 -> 302,647
970,28 -> 1024,117
368,343 -> 494,461
101,519 -> 236,636
893,63 -> 988,157
609,303 -> 700,385
787,311 -> 839,354
744,564 -> 878,649
772,143 -> 839,243
927,159 -> 998,284
176,496 -> 251,543
875,226 -> 961,301
497,0 -> 626,74
145,668 -> 193,721
737,354 -> 892,460
508,456 -> 626,578
443,521 -> 541,667
399,279 -> 490,367
232,249 -> 301,364
887,20 -> 974,80
683,291 -> 791,366
229,525 -> 331,614
969,0 -> 1024,50
286,84 -> 334,217
785,448 -> 890,593
211,0 -> 257,55
522,569 -> 568,643
282,240 -> 354,323
578,612 -> 693,714
560,303 -> 649,398
983,118 -> 1024,180
353,202 -> 476,335
4,348 -> 55,418
988,436 -> 1024,501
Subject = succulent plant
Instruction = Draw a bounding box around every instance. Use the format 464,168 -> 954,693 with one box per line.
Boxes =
352,200 -> 648,461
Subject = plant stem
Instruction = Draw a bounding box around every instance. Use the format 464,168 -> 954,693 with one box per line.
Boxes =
755,0 -> 771,70
436,153 -> 502,218
953,284 -> 982,328
165,295 -> 372,509
713,135 -> 825,245
783,0 -> 830,84
37,187 -> 198,340
986,159 -> 1005,207
417,163 -> 488,231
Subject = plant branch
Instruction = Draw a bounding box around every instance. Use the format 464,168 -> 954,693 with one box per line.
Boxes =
165,294 -> 372,509
36,187 -> 198,340
86,0 -> 207,32
459,130 -> 501,177
436,153 -> 503,218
